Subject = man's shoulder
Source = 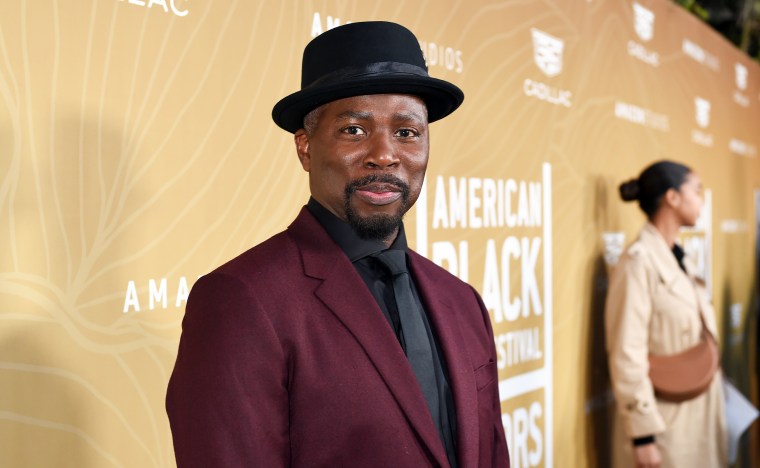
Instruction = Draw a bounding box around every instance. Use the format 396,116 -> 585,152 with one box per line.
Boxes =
207,207 -> 322,278
209,229 -> 300,280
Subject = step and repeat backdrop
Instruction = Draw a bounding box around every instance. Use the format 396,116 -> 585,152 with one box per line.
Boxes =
1,0 -> 758,467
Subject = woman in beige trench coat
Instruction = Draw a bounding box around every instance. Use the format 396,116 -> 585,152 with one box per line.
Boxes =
605,161 -> 727,468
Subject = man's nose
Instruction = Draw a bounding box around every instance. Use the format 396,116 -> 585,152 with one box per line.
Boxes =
363,134 -> 400,169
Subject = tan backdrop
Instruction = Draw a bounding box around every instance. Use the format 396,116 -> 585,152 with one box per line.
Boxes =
1,1 -> 758,467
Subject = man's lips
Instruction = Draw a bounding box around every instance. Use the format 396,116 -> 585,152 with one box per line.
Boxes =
353,183 -> 403,205
356,183 -> 402,193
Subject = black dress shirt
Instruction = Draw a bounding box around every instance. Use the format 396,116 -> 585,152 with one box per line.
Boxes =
672,243 -> 687,274
307,198 -> 459,467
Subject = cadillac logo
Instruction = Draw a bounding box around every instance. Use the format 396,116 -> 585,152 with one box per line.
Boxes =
694,97 -> 711,129
531,28 -> 564,78
735,63 -> 748,91
633,2 -> 655,42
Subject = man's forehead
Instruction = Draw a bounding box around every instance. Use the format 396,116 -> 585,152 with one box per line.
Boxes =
320,94 -> 429,119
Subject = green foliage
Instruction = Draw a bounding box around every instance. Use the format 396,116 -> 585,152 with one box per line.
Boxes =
673,0 -> 760,62
675,0 -> 710,20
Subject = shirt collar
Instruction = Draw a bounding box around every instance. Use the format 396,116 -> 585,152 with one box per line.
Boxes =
306,197 -> 408,262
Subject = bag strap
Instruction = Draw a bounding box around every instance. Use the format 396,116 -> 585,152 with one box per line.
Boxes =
688,277 -> 715,342
639,240 -> 715,341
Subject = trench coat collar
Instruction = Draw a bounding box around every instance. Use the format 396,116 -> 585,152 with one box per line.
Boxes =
638,223 -> 718,338
638,223 -> 688,286
287,207 -> 450,467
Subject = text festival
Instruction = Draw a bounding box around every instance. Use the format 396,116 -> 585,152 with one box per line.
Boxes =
429,176 -> 545,371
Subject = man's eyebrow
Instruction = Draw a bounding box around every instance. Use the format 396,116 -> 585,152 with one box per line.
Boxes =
392,111 -> 426,123
335,110 -> 372,120
333,110 -> 427,123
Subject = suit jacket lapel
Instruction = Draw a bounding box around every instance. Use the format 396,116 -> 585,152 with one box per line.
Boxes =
287,208 -> 449,466
409,252 -> 479,468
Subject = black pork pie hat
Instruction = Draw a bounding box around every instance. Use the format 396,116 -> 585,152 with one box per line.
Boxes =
271,21 -> 464,133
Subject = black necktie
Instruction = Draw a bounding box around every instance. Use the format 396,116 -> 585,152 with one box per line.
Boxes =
372,250 -> 441,433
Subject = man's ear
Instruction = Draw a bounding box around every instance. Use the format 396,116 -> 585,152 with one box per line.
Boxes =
294,129 -> 311,172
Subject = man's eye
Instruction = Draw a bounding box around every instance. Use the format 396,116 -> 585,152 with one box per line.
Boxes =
342,126 -> 365,135
396,129 -> 418,138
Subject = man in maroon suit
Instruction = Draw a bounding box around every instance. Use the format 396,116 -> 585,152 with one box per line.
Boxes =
167,21 -> 509,467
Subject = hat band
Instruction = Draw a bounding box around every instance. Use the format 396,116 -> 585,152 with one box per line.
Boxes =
305,61 -> 429,89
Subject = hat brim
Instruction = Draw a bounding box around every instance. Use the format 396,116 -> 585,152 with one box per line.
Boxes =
271,74 -> 464,133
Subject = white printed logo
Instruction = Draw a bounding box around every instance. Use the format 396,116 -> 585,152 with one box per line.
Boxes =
602,232 -> 625,266
531,28 -> 564,77
735,63 -> 748,90
694,97 -> 711,128
633,3 -> 655,42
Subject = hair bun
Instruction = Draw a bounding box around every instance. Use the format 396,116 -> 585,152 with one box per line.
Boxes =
619,179 -> 640,202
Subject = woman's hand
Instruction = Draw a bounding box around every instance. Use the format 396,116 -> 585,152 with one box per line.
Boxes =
633,443 -> 661,468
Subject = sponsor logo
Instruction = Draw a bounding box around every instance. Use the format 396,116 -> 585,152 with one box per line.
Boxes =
682,38 -> 720,71
694,97 -> 710,128
728,303 -> 744,345
628,2 -> 659,66
420,41 -> 464,74
736,63 -> 748,90
123,276 -> 198,313
311,12 -> 351,36
525,29 -> 573,107
118,0 -> 188,17
523,79 -> 572,107
613,100 -> 669,131
733,63 -> 750,107
729,138 -> 757,157
691,96 -> 713,147
720,220 -> 749,233
602,232 -> 625,266
633,2 -> 654,42
311,13 -> 464,74
627,40 -> 659,67
531,28 -> 564,77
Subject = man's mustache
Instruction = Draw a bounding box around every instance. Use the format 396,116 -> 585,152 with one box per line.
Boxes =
344,174 -> 410,198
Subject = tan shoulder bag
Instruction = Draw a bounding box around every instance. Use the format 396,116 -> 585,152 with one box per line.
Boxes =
648,280 -> 720,402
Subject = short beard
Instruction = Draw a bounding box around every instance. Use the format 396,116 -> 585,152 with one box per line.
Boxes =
344,174 -> 411,242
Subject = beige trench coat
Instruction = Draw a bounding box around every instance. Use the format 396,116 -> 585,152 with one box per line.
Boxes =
605,223 -> 727,468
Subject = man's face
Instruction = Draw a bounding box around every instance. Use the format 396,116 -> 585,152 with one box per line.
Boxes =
294,94 -> 429,241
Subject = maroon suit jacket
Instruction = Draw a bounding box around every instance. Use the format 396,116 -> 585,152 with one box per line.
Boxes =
167,208 -> 509,467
